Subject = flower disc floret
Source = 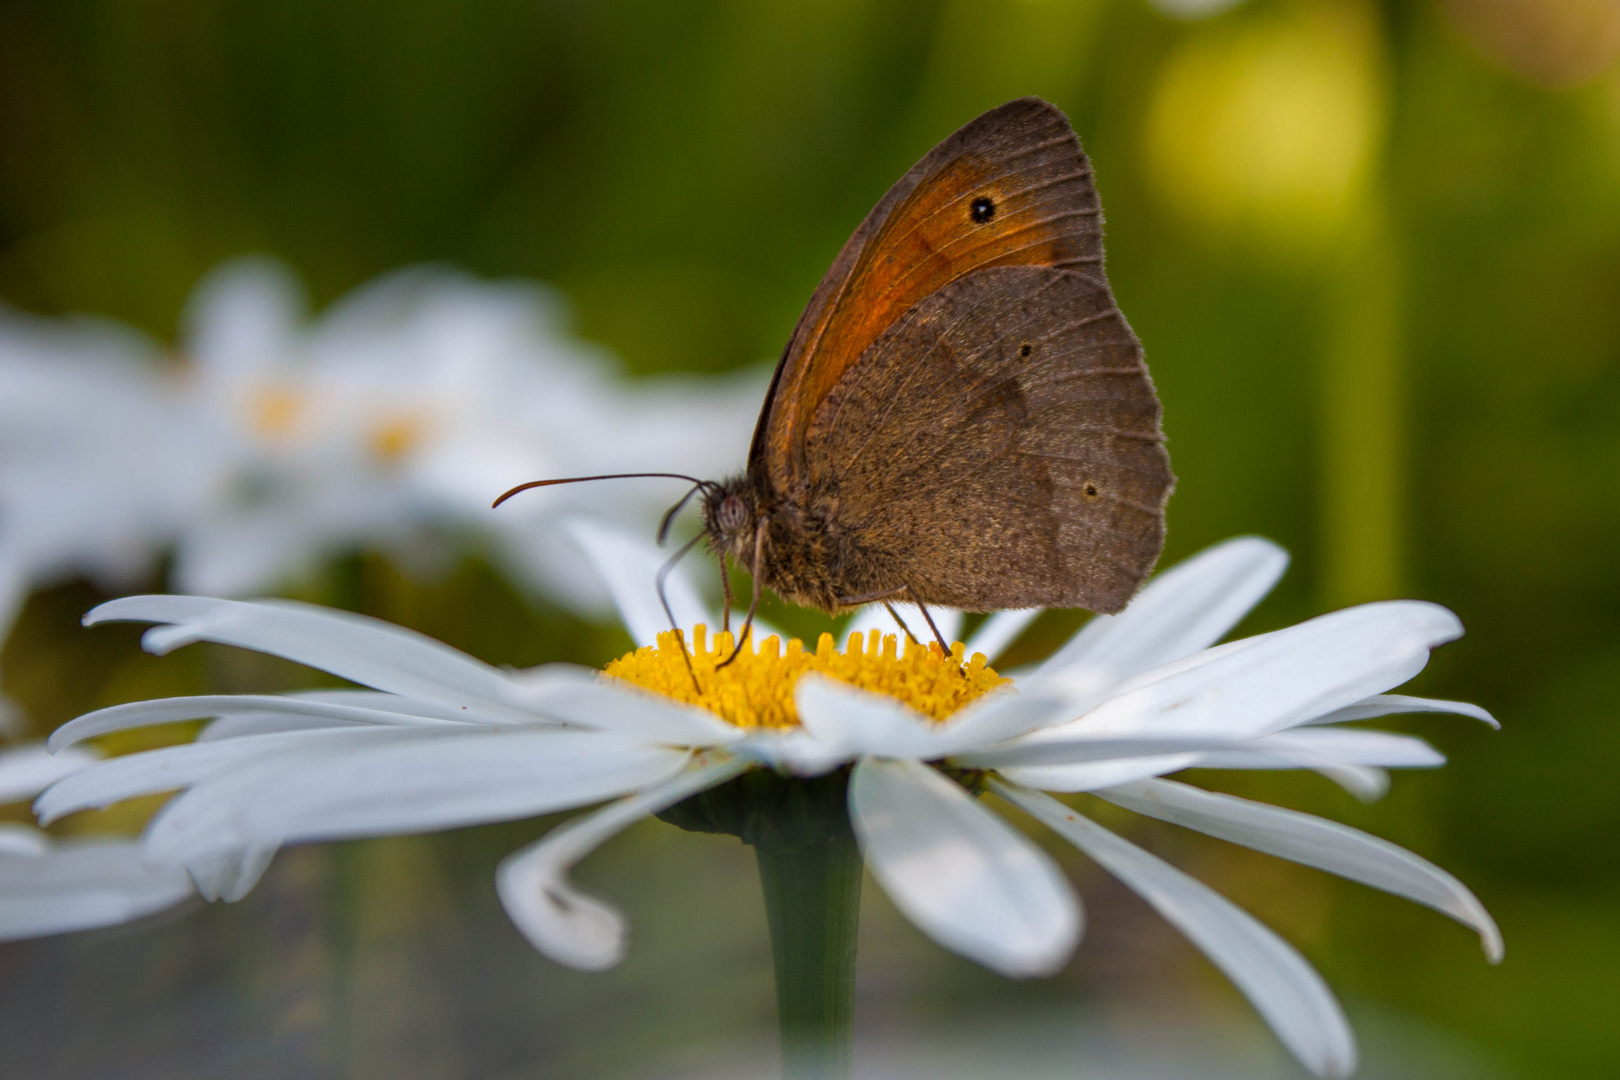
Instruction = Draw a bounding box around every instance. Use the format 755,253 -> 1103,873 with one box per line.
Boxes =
604,625 -> 1008,729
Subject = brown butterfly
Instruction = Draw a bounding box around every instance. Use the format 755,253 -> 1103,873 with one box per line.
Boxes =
499,98 -> 1173,658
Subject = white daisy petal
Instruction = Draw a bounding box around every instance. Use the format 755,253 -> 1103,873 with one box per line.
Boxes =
1303,693 -> 1499,728
142,729 -> 689,865
794,676 -> 949,766
510,665 -> 741,745
0,743 -> 100,803
954,735 -> 1239,769
186,845 -> 277,903
997,754 -> 1203,793
49,693 -> 476,752
1311,766 -> 1391,802
1034,537 -> 1288,700
199,714 -> 347,740
995,781 -> 1356,1079
0,840 -> 194,942
1051,601 -> 1464,743
85,596 -> 516,706
963,608 -> 1041,664
37,728 -> 396,824
0,824 -> 51,856
850,758 -> 1080,978
497,753 -> 748,970
567,519 -> 713,648
1097,779 -> 1502,962
1193,729 -> 1445,770
194,690 -> 487,742
933,689 -> 1075,750
934,689 -> 1073,750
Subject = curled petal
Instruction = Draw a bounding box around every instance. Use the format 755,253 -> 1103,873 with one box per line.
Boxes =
497,754 -> 748,970
994,780 -> 1356,1079
851,758 -> 1080,978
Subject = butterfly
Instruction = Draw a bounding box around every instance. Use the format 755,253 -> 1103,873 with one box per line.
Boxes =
499,98 -> 1173,659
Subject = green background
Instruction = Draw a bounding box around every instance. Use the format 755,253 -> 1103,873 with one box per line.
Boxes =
2,0 -> 1617,1076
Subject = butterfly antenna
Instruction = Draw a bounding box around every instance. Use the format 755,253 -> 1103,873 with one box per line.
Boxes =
492,472 -> 711,509
717,522 -> 766,669
657,532 -> 706,693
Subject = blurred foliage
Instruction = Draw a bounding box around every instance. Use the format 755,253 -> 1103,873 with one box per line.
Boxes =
3,0 -> 1619,1076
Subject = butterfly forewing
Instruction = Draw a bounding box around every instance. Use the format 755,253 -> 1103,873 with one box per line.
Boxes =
754,98 -> 1106,497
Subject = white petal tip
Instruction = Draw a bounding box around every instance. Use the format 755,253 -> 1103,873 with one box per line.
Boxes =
984,934 -> 1081,979
508,885 -> 628,971
497,855 -> 630,972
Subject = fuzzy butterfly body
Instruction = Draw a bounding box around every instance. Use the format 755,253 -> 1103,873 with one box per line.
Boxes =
703,97 -> 1172,620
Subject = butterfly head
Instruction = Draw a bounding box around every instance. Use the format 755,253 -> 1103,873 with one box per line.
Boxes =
700,476 -> 762,562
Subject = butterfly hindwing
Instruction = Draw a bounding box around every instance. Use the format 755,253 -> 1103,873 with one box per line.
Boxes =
800,266 -> 1171,613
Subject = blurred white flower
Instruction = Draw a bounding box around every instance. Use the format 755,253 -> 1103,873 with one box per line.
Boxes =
0,307 -> 214,671
0,261 -> 764,721
0,741 -> 192,939
169,260 -> 763,609
33,532 -> 1498,1078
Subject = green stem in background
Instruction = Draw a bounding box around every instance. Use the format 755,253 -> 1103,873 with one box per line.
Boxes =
1321,203 -> 1405,608
658,767 -> 863,1080
755,829 -> 863,1080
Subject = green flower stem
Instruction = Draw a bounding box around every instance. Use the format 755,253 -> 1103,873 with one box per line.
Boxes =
755,829 -> 863,1080
657,767 -> 864,1080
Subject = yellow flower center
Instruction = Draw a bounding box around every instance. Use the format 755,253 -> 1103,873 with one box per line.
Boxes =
604,624 -> 1009,729
249,386 -> 304,438
368,412 -> 428,464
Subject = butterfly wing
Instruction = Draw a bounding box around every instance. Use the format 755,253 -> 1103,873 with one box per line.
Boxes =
750,98 -> 1106,499
802,265 -> 1171,613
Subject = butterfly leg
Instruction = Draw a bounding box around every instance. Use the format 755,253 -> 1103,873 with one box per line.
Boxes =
881,601 -> 922,647
910,598 -> 954,656
717,546 -> 734,634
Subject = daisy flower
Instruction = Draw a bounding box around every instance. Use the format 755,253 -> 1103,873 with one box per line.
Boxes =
31,530 -> 1498,1078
